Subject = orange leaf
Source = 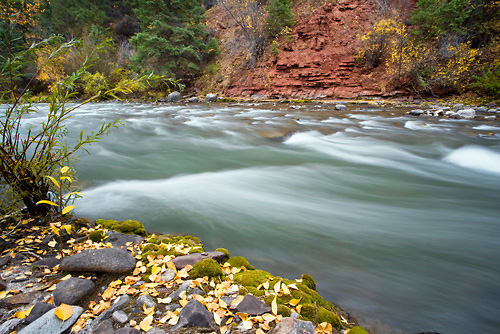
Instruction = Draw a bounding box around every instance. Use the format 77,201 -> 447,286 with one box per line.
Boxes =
139,315 -> 154,332
54,303 -> 73,321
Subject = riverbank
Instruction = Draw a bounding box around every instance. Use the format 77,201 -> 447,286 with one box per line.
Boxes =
0,217 -> 370,334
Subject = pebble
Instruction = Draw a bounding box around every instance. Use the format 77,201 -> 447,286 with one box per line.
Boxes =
136,294 -> 156,309
112,310 -> 128,324
160,268 -> 176,282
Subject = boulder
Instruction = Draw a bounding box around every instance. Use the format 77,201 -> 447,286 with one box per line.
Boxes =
271,317 -> 315,334
457,108 -> 476,119
170,251 -> 226,269
335,104 -> 346,111
188,97 -> 200,103
234,294 -> 271,315
171,299 -> 215,330
410,109 -> 425,116
205,94 -> 218,102
53,277 -> 95,306
167,91 -> 182,102
18,305 -> 83,334
59,248 -> 136,273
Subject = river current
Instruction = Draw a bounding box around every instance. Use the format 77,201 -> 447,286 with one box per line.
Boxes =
15,102 -> 500,333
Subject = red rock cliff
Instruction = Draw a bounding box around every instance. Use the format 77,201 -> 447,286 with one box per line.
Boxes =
208,0 -> 415,99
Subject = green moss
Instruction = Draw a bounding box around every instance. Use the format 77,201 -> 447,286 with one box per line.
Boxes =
349,326 -> 369,334
301,274 -> 317,291
189,258 -> 224,279
299,303 -> 341,329
291,99 -> 316,103
317,307 -> 341,329
277,305 -> 292,317
96,219 -> 146,236
227,256 -> 255,270
215,248 -> 230,259
141,234 -> 205,260
89,230 -> 106,243
233,269 -> 274,287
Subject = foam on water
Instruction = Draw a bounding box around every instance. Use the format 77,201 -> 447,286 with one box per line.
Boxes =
444,145 -> 500,176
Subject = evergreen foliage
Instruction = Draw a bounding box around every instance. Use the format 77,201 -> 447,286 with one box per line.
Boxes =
130,0 -> 212,79
265,0 -> 294,38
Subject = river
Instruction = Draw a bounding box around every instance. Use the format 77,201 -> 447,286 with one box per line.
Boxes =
17,102 -> 500,333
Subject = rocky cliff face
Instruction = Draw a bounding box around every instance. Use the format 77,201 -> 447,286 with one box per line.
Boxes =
206,0 -> 415,99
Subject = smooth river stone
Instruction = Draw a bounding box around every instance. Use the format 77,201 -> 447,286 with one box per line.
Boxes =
18,305 -> 83,334
59,248 -> 135,273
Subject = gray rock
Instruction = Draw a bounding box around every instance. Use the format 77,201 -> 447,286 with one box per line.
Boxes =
160,268 -> 176,282
0,291 -> 42,307
205,94 -> 218,102
167,91 -> 182,102
484,115 -> 497,121
271,317 -> 315,334
53,277 -> 95,306
25,302 -> 55,324
0,278 -> 6,291
136,294 -> 156,309
453,103 -> 464,109
94,319 -> 114,334
18,305 -> 83,334
170,251 -> 226,269
457,108 -> 476,119
290,312 -> 300,319
165,303 -> 181,311
33,257 -> 59,269
146,329 -> 168,334
188,97 -> 200,103
0,318 -> 24,334
410,109 -> 425,116
171,299 -> 214,330
192,287 -> 205,296
93,295 -> 130,327
105,231 -> 143,249
476,106 -> 488,113
113,328 -> 142,334
335,104 -> 346,111
0,255 -> 11,267
234,294 -> 271,316
169,280 -> 194,300
59,248 -> 136,273
112,310 -> 128,324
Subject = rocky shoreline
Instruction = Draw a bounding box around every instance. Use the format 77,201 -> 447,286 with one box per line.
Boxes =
1,217 -> 370,334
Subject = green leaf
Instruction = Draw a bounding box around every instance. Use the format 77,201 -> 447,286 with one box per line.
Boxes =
36,200 -> 58,207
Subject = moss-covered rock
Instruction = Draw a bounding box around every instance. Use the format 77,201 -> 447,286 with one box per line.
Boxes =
141,234 -> 205,261
233,269 -> 274,287
277,304 -> 292,317
349,326 -> 369,334
215,248 -> 230,260
227,256 -> 255,270
299,303 -> 341,329
301,273 -> 317,291
88,230 -> 106,243
96,219 -> 146,236
189,258 -> 224,279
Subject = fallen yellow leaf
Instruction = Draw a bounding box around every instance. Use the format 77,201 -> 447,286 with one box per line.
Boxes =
54,303 -> 73,321
151,265 -> 161,275
102,287 -> 115,301
179,299 -> 189,307
274,281 -> 281,295
15,306 -> 34,319
271,296 -> 278,315
139,315 -> 154,331
214,311 -> 221,325
288,298 -> 302,307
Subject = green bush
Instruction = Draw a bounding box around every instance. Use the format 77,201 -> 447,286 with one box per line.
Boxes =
473,66 -> 500,99
80,72 -> 109,97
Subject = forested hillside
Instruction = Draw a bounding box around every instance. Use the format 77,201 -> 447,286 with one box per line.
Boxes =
1,0 -> 499,100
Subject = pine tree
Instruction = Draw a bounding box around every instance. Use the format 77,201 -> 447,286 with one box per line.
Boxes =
265,0 -> 294,38
130,0 -> 209,80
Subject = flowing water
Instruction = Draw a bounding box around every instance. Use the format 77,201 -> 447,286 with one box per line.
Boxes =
12,102 -> 500,333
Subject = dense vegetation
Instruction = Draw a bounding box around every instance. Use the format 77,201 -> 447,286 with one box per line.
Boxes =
356,0 -> 500,98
